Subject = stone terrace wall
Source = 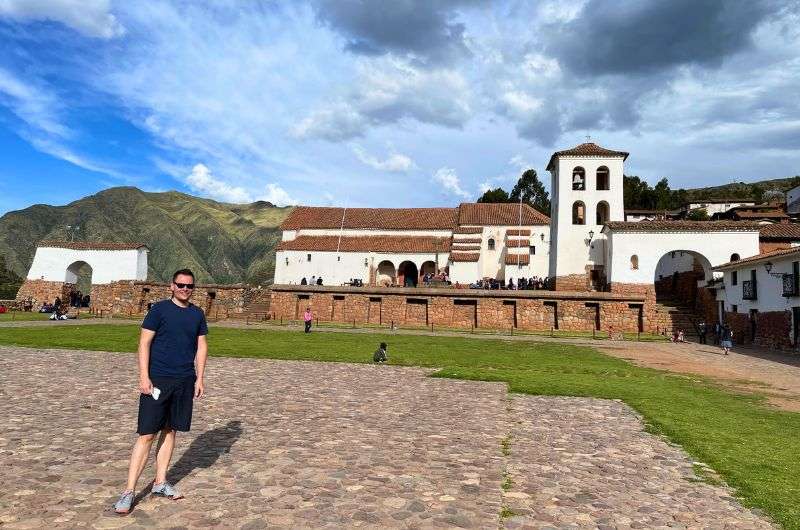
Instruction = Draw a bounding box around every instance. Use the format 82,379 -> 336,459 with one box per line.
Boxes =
90,281 -> 260,318
270,285 -> 649,333
724,310 -> 793,350
552,274 -> 589,291
15,279 -> 75,306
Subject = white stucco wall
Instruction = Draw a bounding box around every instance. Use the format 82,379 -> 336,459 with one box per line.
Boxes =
687,201 -> 754,216
605,230 -> 760,284
654,251 -> 698,280
274,250 -> 449,286
549,155 -> 625,278
26,247 -> 148,284
716,259 -> 800,316
479,225 -> 550,280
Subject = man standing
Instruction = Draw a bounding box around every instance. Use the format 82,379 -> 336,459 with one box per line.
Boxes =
114,269 -> 208,514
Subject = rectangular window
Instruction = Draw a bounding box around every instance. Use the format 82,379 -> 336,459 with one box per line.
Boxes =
732,304 -> 738,313
307,254 -> 311,262
732,271 -> 738,285
529,245 -> 535,255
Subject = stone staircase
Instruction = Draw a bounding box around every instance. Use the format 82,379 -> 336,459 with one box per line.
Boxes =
226,301 -> 272,322
652,298 -> 704,341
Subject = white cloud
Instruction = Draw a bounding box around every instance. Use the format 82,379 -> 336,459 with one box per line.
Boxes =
433,167 -> 470,199
295,57 -> 473,141
0,67 -> 69,138
257,183 -> 295,207
351,145 -> 416,172
0,0 -> 124,38
185,163 -> 251,203
290,103 -> 367,141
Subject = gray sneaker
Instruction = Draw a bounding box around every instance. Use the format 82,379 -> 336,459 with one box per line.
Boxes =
152,481 -> 183,499
113,490 -> 134,514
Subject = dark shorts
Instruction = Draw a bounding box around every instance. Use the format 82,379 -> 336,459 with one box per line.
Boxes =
137,375 -> 196,435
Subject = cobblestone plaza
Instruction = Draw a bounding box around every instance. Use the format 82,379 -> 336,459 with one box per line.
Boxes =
0,346 -> 773,529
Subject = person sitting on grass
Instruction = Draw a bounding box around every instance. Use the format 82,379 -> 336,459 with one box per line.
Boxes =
373,342 -> 388,363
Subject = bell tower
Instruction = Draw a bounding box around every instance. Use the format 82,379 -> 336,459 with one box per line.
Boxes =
546,142 -> 628,290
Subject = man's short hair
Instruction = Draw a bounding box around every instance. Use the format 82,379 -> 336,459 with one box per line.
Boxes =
172,268 -> 195,283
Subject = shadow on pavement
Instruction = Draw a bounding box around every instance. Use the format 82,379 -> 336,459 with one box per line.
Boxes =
169,420 -> 244,485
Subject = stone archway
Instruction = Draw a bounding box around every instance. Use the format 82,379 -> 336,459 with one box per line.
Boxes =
65,260 -> 93,307
377,260 -> 396,287
398,261 -> 419,287
654,250 -> 712,303
420,260 -> 436,282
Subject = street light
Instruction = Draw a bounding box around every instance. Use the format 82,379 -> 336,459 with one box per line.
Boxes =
588,230 -> 594,241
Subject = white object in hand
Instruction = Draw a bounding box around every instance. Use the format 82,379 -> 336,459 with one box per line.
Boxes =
152,387 -> 161,400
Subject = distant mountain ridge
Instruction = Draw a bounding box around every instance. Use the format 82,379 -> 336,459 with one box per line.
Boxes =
3,176 -> 799,286
0,187 -> 292,285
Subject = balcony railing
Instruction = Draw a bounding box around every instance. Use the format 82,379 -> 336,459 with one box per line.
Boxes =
783,274 -> 798,297
742,280 -> 757,300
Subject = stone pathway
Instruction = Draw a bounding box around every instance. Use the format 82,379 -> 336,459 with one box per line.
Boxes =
0,346 -> 774,529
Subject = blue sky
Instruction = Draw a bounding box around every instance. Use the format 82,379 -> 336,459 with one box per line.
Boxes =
0,0 -> 798,215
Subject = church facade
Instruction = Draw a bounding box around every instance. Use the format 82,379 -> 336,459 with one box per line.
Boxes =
274,203 -> 551,287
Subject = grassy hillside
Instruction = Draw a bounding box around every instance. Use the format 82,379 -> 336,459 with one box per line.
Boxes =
683,175 -> 800,202
0,187 -> 291,285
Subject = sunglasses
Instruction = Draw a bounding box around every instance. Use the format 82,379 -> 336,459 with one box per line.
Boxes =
174,282 -> 195,289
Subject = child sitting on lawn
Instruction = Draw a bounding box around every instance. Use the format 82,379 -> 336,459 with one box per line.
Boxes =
373,342 -> 388,363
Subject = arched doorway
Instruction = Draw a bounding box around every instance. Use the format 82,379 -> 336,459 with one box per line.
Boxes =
420,260 -> 436,282
377,260 -> 396,287
654,250 -> 712,303
65,260 -> 93,307
398,261 -> 419,287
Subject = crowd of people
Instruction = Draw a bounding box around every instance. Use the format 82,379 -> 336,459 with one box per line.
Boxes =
422,271 -> 449,286
300,276 -> 324,286
468,276 -> 552,290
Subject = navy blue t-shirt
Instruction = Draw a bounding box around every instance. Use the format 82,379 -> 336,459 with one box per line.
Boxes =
142,299 -> 208,378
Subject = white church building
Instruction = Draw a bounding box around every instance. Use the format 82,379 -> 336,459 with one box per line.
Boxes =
275,142 -> 761,295
274,203 -> 551,287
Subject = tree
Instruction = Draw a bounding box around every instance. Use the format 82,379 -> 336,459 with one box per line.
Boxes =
510,169 -> 550,215
686,208 -> 709,221
751,184 -> 765,204
477,187 -> 510,203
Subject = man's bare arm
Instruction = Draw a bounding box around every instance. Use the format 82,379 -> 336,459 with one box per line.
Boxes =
138,329 -> 155,394
194,335 -> 208,398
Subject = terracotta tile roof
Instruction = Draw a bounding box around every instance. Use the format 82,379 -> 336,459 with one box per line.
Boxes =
506,229 -> 531,236
546,142 -> 629,171
276,236 -> 451,253
504,254 -> 530,265
450,245 -> 481,251
714,246 -> 800,270
453,226 -> 483,234
759,224 -> 800,240
506,240 -> 530,248
39,241 -> 148,250
688,198 -> 756,204
733,210 -> 789,219
280,206 -> 458,230
452,237 -> 482,243
603,221 -> 761,233
457,203 -> 549,226
450,252 -> 479,262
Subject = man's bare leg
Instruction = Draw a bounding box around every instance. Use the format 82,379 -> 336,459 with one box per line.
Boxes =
125,434 -> 157,492
154,428 -> 176,485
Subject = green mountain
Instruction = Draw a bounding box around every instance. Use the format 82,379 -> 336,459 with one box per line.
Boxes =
0,187 -> 291,285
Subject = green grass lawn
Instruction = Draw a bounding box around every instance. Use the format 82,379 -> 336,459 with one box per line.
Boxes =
0,311 -> 52,321
0,323 -> 797,528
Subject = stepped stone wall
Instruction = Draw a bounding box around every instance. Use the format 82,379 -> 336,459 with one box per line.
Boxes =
270,285 -> 649,333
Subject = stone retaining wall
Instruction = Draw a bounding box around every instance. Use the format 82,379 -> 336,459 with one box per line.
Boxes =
725,310 -> 793,350
270,285 -> 649,333
16,278 -> 266,318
